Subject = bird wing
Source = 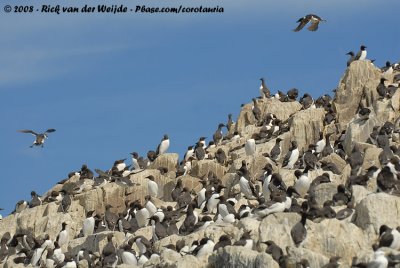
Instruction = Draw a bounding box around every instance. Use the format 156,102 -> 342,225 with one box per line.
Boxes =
18,129 -> 38,136
282,151 -> 291,167
293,17 -> 309,32
45,129 -> 56,134
307,21 -> 320,31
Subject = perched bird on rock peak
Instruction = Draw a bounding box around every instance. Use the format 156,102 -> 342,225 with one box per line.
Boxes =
355,45 -> 367,61
156,134 -> 170,156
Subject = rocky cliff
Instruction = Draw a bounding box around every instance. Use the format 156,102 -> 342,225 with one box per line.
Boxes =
1,60 -> 400,268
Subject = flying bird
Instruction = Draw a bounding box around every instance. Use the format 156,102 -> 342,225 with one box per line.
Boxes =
293,14 -> 325,32
18,129 -> 56,147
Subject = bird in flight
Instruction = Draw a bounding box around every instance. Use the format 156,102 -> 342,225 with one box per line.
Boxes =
293,14 -> 325,32
18,129 -> 56,148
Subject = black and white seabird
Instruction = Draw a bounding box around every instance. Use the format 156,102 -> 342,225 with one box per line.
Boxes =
245,135 -> 257,156
346,51 -> 355,66
259,164 -> 273,200
238,170 -> 257,199
260,78 -> 271,98
102,233 -> 116,259
291,212 -> 308,246
146,175 -> 159,198
193,238 -> 215,258
120,244 -> 138,266
282,141 -> 299,169
300,93 -> 314,109
355,45 -> 367,61
104,204 -> 119,231
156,134 -> 170,156
294,169 -> 311,198
293,14 -> 325,32
213,235 -> 232,251
215,148 -> 227,165
381,61 -> 394,75
56,222 -> 69,248
315,131 -> 326,154
287,88 -> 299,102
262,240 -> 283,262
59,189 -> 71,214
82,210 -> 96,237
194,141 -> 206,160
213,124 -> 225,145
377,166 -> 400,193
227,114 -> 234,132
130,152 -> 141,170
368,245 -> 388,268
179,204 -> 198,235
204,185 -> 225,214
80,164 -> 94,180
176,187 -> 192,209
171,178 -> 183,202
184,146 -> 194,162
30,191 -> 42,208
233,231 -> 253,250
134,203 -> 150,228
270,137 -> 282,162
17,128 -> 56,147
378,225 -> 400,250
377,78 -> 388,99
303,144 -> 318,170
149,215 -> 167,241
144,195 -> 157,217
252,98 -> 262,122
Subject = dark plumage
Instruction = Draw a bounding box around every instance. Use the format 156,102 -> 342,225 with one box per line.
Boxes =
270,138 -> 282,161
213,235 -> 232,251
262,240 -> 283,262
252,98 -> 262,122
293,14 -> 325,32
213,123 -> 225,145
346,51 -> 355,66
291,212 -> 307,246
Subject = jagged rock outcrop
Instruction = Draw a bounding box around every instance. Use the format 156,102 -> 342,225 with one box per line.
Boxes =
1,59 -> 400,268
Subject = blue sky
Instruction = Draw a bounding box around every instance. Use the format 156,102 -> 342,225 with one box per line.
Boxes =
0,0 -> 399,215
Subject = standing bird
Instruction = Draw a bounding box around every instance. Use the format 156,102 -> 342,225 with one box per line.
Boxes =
146,176 -> 159,198
18,128 -> 56,148
291,212 -> 308,246
260,78 -> 271,98
30,191 -> 42,208
346,51 -> 355,67
315,132 -> 326,154
130,152 -> 141,170
227,114 -> 234,132
270,138 -> 283,162
355,45 -> 367,61
238,171 -> 257,200
194,141 -> 206,160
377,78 -> 388,99
245,135 -> 257,156
60,190 -> 71,213
213,124 -> 225,145
282,141 -> 299,169
252,98 -> 262,122
57,222 -> 69,248
82,210 -> 96,237
294,169 -> 311,198
184,146 -> 194,162
378,225 -> 400,250
156,134 -> 170,156
293,14 -> 325,32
